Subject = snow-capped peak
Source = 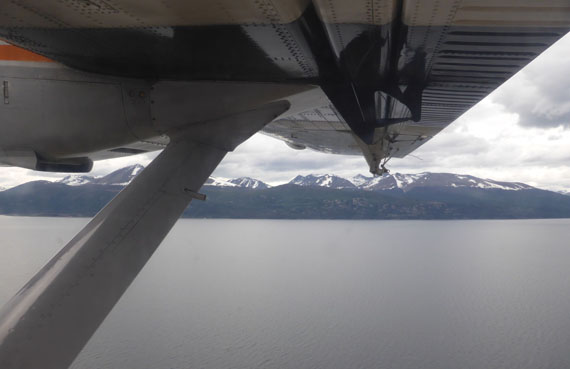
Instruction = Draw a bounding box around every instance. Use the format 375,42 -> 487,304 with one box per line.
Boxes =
94,164 -> 144,186
228,177 -> 270,189
289,174 -> 356,189
350,174 -> 372,187
59,175 -> 94,186
286,172 -> 535,192
205,176 -> 270,189
57,164 -> 144,187
204,177 -> 237,187
357,172 -> 535,192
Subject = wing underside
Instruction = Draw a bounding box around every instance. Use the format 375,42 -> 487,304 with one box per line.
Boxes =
0,0 -> 569,173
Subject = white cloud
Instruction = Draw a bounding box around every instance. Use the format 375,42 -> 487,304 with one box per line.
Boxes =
391,98 -> 570,191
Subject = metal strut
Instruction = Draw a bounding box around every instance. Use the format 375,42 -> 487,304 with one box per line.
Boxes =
0,101 -> 289,369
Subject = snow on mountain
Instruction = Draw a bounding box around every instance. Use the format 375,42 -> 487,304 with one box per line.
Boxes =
290,172 -> 535,192
228,177 -> 270,189
59,175 -> 94,186
58,164 -> 144,186
205,177 -> 270,188
56,164 -> 270,189
289,174 -> 356,189
358,172 -> 534,192
51,164 -> 535,193
94,164 -> 144,185
349,174 -> 372,187
358,173 -> 419,191
204,177 -> 237,187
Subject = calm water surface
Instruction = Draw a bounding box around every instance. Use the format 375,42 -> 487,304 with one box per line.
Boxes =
1,217 -> 570,369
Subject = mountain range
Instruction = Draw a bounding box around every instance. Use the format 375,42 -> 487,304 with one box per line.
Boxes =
289,172 -> 534,192
1,164 -> 570,219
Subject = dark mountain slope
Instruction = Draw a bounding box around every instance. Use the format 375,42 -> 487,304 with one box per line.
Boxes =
2,166 -> 570,219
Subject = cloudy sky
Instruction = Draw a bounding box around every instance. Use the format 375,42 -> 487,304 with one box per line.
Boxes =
1,33 -> 570,191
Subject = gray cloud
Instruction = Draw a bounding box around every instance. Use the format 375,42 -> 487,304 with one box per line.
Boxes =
492,33 -> 570,129
214,139 -> 366,184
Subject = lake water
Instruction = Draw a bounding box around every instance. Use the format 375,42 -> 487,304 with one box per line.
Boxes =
1,217 -> 570,369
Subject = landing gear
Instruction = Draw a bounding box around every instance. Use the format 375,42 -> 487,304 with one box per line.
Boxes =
370,156 -> 391,177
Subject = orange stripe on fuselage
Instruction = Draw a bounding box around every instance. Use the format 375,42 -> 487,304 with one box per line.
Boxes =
0,44 -> 53,62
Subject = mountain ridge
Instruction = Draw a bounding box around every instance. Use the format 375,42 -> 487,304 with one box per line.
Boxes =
1,165 -> 570,219
0,164 -> 543,193
285,172 -> 535,192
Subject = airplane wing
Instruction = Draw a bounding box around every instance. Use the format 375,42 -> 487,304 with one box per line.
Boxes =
1,0 -> 568,173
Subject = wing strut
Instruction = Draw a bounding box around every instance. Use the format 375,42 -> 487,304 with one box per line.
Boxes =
0,101 -> 289,369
